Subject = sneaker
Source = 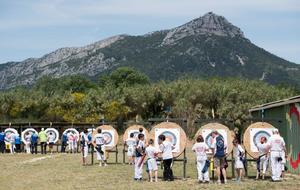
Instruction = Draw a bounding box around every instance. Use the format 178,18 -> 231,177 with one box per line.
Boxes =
104,163 -> 107,167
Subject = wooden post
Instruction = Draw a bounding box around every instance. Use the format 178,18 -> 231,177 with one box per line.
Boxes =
123,144 -> 126,164
231,151 -> 235,178
91,144 -> 94,165
115,145 -> 118,163
183,149 -> 187,179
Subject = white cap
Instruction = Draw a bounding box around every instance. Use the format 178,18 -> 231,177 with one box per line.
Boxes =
272,128 -> 279,134
41,128 -> 44,131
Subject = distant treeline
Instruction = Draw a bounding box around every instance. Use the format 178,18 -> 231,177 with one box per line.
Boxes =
0,67 -> 297,134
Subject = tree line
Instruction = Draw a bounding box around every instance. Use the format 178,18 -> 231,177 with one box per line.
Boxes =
0,67 -> 297,134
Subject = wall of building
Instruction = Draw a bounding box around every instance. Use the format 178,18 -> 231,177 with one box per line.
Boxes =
251,103 -> 300,174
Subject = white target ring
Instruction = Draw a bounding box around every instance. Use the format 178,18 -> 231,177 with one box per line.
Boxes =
21,128 -> 38,143
63,128 -> 79,142
4,128 -> 19,136
4,128 -> 19,143
45,128 -> 59,143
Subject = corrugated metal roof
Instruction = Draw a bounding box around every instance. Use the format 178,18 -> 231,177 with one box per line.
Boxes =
249,95 -> 300,112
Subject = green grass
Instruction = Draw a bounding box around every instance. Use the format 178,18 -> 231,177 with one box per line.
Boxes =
0,145 -> 299,190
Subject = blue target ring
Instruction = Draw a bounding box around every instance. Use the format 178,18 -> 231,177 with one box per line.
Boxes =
161,131 -> 177,145
205,132 -> 225,149
103,132 -> 113,144
253,131 -> 271,147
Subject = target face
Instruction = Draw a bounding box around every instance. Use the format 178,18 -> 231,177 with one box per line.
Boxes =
4,128 -> 19,142
250,128 -> 273,152
21,128 -> 38,143
63,128 -> 79,142
161,131 -> 177,145
155,128 -> 180,153
45,128 -> 59,143
102,130 -> 114,146
201,129 -> 227,154
127,129 -> 146,139
204,132 -> 225,149
4,128 -> 18,137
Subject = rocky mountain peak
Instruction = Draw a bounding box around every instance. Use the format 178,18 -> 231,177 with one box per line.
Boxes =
162,12 -> 244,45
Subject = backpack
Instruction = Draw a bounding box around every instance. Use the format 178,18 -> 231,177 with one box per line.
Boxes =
214,136 -> 225,158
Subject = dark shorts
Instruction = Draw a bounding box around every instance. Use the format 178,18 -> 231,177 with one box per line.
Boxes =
214,156 -> 226,168
49,142 -> 54,148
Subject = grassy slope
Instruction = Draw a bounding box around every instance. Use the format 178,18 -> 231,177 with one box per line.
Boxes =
0,145 -> 299,190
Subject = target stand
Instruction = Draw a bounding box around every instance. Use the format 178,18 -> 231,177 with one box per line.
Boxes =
122,125 -> 149,164
91,125 -> 119,165
243,122 -> 275,159
149,122 -> 188,179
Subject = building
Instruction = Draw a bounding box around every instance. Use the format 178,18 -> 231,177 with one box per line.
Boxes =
250,95 -> 300,174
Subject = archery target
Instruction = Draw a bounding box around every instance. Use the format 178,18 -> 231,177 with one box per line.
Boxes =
102,130 -> 114,147
45,128 -> 59,143
4,128 -> 19,137
92,125 -> 119,150
194,123 -> 234,155
150,122 -> 187,158
21,128 -> 38,143
4,128 -> 19,143
250,128 -> 273,152
243,122 -> 275,158
201,129 -> 227,154
123,125 -> 149,142
63,128 -> 79,142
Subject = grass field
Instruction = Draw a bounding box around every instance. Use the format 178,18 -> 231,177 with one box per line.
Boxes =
1,144 -> 300,190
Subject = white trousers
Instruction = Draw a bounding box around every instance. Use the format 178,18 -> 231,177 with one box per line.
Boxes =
135,157 -> 143,179
260,155 -> 269,174
25,142 -> 31,154
270,151 -> 282,181
69,141 -> 76,152
10,143 -> 15,154
96,146 -> 106,161
197,159 -> 209,182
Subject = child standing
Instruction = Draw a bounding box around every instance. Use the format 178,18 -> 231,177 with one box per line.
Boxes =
158,134 -> 174,181
15,134 -> 21,153
24,132 -> 31,154
80,129 -> 89,166
192,135 -> 210,183
233,139 -> 245,182
134,133 -> 145,181
47,132 -> 55,154
93,129 -> 107,166
255,136 -> 269,180
145,139 -> 158,182
126,133 -> 136,165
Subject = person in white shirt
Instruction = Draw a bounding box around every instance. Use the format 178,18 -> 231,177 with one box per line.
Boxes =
233,139 -> 245,182
267,129 -> 286,181
47,132 -> 56,154
9,133 -> 16,154
192,135 -> 210,183
126,133 -> 136,165
145,139 -> 158,182
159,134 -> 174,181
134,133 -> 145,180
255,136 -> 269,180
80,129 -> 89,166
24,132 -> 32,154
93,128 -> 107,166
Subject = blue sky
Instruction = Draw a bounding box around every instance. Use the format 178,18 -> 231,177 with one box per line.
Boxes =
0,0 -> 299,64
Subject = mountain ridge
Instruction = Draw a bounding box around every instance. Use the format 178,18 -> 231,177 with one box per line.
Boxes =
1,12 -> 300,89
